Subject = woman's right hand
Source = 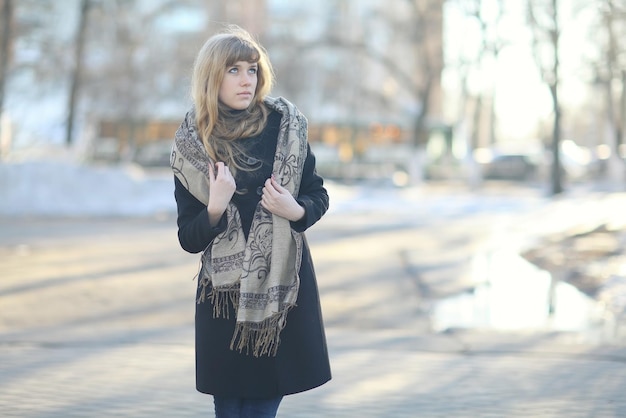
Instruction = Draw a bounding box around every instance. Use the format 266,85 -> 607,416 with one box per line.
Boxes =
207,162 -> 236,226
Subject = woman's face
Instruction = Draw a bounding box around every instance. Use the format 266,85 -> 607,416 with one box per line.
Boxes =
218,60 -> 258,110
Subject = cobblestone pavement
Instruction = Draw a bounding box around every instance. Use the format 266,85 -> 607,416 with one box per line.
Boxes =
3,332 -> 626,418
2,190 -> 626,417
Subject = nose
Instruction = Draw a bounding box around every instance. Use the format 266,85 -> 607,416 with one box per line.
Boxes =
240,73 -> 253,86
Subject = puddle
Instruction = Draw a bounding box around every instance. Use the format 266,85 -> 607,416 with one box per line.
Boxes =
431,249 -> 617,338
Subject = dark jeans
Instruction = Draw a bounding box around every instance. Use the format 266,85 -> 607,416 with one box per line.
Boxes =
213,396 -> 283,418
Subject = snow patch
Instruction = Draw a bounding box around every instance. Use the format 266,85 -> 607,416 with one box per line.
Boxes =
0,160 -> 175,217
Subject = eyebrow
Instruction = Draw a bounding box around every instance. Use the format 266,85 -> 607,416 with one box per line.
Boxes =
230,62 -> 258,67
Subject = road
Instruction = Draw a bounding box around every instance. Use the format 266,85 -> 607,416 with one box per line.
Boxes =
1,184 -> 626,417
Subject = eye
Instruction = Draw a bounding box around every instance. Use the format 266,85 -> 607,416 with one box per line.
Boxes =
228,67 -> 238,74
249,67 -> 258,75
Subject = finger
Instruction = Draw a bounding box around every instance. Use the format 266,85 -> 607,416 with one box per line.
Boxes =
214,162 -> 224,176
223,165 -> 232,179
208,163 -> 215,181
263,178 -> 278,196
217,162 -> 234,181
260,194 -> 269,208
270,176 -> 285,193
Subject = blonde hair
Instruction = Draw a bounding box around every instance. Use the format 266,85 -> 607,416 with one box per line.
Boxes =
191,26 -> 275,172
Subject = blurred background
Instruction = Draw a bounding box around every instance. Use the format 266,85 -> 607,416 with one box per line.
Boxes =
1,0 -> 624,194
3,2 -> 626,415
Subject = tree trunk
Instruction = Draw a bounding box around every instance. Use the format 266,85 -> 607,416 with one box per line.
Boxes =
549,0 -> 563,195
488,73 -> 498,146
65,0 -> 90,146
470,95 -> 482,151
0,0 -> 12,158
0,0 -> 13,118
603,73 -> 625,184
601,0 -> 624,183
550,83 -> 563,194
618,70 -> 625,152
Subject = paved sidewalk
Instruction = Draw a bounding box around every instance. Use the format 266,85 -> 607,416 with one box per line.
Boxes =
2,186 -> 626,417
2,330 -> 626,417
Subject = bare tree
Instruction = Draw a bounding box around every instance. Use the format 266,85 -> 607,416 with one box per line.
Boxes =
0,0 -> 12,156
446,0 -> 508,186
0,0 -> 13,121
65,0 -> 90,146
80,0 -> 202,160
0,0 -> 208,155
528,0 -> 563,195
2,1 -> 79,149
398,0 -> 444,147
593,0 -> 626,182
267,1 -> 444,182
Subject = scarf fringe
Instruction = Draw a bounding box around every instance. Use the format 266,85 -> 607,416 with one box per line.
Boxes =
196,276 -> 240,320
230,305 -> 294,357
207,286 -> 240,319
196,277 -> 209,304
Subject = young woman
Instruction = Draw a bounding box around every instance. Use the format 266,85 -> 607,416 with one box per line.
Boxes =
170,26 -> 331,417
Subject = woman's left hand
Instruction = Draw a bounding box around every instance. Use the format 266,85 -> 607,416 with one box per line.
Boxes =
261,175 -> 305,221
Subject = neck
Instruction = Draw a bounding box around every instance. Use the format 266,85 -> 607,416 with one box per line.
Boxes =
220,105 -> 248,121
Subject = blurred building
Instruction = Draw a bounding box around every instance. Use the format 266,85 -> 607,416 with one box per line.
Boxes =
263,0 -> 445,181
3,0 -> 444,173
264,0 -> 444,133
91,0 -> 445,168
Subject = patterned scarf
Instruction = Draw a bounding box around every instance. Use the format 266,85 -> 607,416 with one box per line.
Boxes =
170,96 -> 307,357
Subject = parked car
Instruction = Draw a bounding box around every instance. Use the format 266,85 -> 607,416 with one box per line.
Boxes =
482,154 -> 537,181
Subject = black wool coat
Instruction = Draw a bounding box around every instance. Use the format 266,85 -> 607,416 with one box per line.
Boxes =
174,110 -> 331,398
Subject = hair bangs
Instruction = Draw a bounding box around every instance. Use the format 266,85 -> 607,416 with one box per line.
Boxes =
226,38 -> 260,66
